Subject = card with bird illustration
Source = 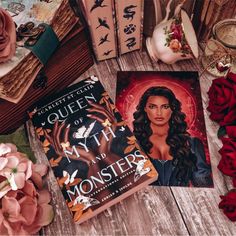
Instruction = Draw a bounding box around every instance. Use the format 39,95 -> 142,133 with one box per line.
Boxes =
28,75 -> 158,223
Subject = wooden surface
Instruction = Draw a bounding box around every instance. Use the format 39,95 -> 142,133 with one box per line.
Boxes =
27,46 -> 236,235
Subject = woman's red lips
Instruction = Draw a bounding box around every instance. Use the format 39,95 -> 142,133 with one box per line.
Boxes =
155,117 -> 164,120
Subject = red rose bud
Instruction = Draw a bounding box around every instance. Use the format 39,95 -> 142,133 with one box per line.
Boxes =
218,138 -> 236,178
207,76 -> 236,123
219,191 -> 236,222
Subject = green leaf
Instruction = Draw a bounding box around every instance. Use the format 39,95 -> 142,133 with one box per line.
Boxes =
217,126 -> 227,139
0,126 -> 36,163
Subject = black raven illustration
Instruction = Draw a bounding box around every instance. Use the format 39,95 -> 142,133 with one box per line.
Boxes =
103,50 -> 113,56
98,33 -> 110,46
90,0 -> 107,12
96,17 -> 110,29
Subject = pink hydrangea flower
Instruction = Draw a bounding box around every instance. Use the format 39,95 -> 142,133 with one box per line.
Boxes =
0,142 -> 53,234
0,152 -> 32,191
0,143 -> 17,156
0,181 -> 54,235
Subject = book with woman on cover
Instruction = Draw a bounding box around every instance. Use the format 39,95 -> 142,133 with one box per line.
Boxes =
28,75 -> 157,224
116,71 -> 214,187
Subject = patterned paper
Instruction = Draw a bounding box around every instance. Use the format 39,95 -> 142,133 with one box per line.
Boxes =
82,0 -> 117,61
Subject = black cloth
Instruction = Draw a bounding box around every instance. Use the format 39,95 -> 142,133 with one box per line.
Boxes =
150,137 -> 213,187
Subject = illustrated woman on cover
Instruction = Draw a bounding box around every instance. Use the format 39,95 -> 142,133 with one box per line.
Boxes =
133,86 -> 213,187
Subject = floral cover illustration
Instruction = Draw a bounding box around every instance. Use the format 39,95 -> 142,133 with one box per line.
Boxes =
163,17 -> 192,57
29,76 -> 157,223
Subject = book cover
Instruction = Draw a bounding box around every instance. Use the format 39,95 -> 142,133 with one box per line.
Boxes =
116,71 -> 214,187
115,0 -> 144,54
79,0 -> 117,61
28,76 -> 158,224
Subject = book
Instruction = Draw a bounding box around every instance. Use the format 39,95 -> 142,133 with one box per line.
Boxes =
0,0 -> 78,103
116,71 -> 214,187
115,0 -> 144,54
78,0 -> 117,61
28,75 -> 158,224
0,24 -> 93,134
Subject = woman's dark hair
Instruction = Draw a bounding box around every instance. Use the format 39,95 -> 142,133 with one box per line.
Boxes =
133,86 -> 197,183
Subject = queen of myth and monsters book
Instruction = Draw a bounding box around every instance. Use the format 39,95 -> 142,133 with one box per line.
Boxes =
29,76 -> 158,224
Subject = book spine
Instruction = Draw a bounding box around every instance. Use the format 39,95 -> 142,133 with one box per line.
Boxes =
81,0 -> 117,61
115,0 -> 144,55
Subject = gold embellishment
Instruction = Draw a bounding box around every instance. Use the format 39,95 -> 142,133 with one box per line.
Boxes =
61,141 -> 70,149
102,119 -> 111,127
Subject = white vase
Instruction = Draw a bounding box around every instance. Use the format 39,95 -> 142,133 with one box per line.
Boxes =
146,9 -> 199,64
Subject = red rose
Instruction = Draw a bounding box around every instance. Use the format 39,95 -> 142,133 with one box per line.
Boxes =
226,126 -> 236,138
207,74 -> 236,125
170,23 -> 182,42
218,138 -> 236,178
233,178 -> 236,188
0,8 -> 16,63
219,191 -> 236,222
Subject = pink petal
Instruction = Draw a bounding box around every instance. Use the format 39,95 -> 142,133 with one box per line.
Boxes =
2,220 -> 14,236
38,190 -> 51,204
22,223 -> 42,235
25,161 -> 32,180
22,180 -> 37,198
0,157 -> 8,170
0,182 -> 11,198
6,173 -> 18,191
36,204 -> 54,226
30,172 -> 43,189
6,143 -> 17,153
33,164 -> 48,177
17,162 -> 27,172
15,226 -> 30,236
0,210 -> 4,225
13,173 -> 26,189
7,221 -> 23,234
2,196 -> 21,218
19,196 -> 37,225
0,144 -> 12,156
6,156 -> 19,168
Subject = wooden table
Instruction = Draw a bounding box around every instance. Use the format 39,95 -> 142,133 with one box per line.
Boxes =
27,48 -> 236,235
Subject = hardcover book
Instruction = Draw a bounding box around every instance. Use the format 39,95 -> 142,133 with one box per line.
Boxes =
0,0 -> 78,103
0,24 -> 93,134
115,0 -> 144,54
28,76 -> 158,223
78,0 -> 117,61
116,71 -> 214,188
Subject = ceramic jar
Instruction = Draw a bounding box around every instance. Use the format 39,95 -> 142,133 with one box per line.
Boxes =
146,9 -> 199,64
